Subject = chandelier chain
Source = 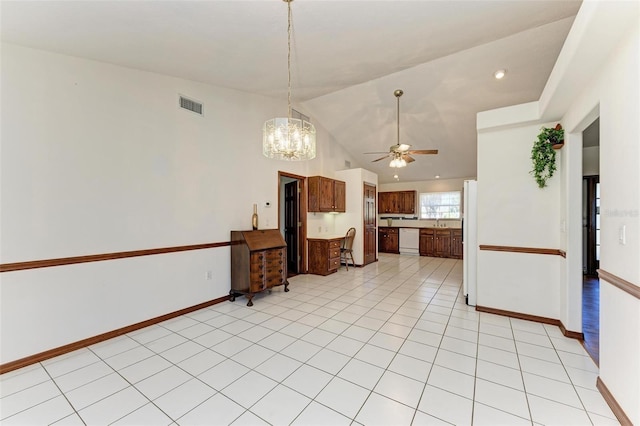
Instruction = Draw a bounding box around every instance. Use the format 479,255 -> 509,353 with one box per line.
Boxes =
287,0 -> 292,120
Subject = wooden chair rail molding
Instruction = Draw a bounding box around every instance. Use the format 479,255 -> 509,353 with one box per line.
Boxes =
597,268 -> 640,300
0,241 -> 231,273
479,245 -> 566,258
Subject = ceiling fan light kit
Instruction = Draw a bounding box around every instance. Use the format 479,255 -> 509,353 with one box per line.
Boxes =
262,0 -> 316,161
365,89 -> 438,168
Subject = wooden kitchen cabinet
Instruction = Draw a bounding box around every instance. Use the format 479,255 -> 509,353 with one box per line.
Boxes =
378,190 -> 416,214
399,191 -> 416,214
308,176 -> 346,213
378,227 -> 399,253
450,229 -> 463,259
419,228 -> 435,256
230,229 -> 288,306
308,237 -> 342,275
434,229 -> 452,258
420,228 -> 463,259
378,192 -> 399,214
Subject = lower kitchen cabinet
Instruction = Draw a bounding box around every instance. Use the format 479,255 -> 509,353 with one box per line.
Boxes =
419,229 -> 434,256
378,227 -> 399,254
419,228 -> 463,259
451,229 -> 463,259
308,237 -> 342,275
434,229 -> 451,257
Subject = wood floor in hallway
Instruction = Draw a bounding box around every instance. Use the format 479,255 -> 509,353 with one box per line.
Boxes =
582,276 -> 600,365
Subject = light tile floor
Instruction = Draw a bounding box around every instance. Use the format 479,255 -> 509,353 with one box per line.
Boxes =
1,254 -> 618,425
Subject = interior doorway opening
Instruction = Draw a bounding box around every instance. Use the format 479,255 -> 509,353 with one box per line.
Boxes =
581,117 -> 600,364
278,172 -> 307,277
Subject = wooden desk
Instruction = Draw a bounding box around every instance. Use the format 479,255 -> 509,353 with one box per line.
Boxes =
307,236 -> 343,275
230,229 -> 288,306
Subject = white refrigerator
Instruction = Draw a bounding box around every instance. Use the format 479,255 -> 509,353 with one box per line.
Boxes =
463,180 -> 477,306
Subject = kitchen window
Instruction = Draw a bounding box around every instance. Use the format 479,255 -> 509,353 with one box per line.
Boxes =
419,191 -> 461,219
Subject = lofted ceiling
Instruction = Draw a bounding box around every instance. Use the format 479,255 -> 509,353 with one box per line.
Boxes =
0,0 -> 582,183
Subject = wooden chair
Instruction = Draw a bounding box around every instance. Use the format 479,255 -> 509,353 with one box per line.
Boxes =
340,227 -> 356,270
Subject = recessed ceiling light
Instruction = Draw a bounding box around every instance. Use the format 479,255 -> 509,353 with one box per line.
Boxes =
393,174 -> 399,180
494,69 -> 506,80
435,175 -> 440,179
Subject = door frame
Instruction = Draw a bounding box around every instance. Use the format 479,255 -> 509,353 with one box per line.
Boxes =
278,171 -> 307,274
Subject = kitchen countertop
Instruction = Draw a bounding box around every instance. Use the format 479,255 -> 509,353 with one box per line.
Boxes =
379,226 -> 461,230
307,235 -> 345,240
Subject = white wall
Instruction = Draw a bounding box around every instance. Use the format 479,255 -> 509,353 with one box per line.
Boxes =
475,121 -> 563,319
0,43 -> 360,364
580,23 -> 639,423
477,2 -> 640,422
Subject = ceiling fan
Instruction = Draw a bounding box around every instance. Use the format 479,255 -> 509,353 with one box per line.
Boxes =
365,89 -> 438,167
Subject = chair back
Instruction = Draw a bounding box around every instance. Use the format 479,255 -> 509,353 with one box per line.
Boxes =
343,227 -> 356,250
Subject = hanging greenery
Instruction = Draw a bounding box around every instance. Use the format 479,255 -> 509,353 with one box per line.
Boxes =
530,124 -> 564,188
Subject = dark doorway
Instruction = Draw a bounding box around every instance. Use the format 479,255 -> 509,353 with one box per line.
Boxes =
279,172 -> 306,277
284,180 -> 299,275
583,176 -> 600,276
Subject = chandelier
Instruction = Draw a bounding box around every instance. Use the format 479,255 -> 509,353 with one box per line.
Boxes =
263,0 -> 316,161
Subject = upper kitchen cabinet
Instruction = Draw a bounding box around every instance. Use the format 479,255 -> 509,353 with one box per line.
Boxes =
308,176 -> 346,213
378,190 -> 416,214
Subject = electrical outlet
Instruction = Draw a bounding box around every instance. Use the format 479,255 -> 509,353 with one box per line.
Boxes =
206,271 -> 213,280
318,226 -> 322,233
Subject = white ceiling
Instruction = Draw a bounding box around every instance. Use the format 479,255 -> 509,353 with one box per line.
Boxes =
1,0 -> 582,183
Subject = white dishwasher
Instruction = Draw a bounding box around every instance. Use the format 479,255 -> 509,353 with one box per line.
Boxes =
399,228 -> 420,255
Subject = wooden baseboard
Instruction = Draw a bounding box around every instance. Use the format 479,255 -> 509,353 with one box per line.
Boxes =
596,377 -> 632,425
559,322 -> 584,340
475,305 -> 583,340
0,295 -> 229,375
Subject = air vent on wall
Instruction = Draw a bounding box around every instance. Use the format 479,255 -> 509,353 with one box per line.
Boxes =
179,95 -> 203,115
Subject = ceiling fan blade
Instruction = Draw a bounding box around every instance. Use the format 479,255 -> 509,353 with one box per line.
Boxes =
403,155 -> 416,163
371,155 -> 391,162
407,149 -> 438,155
363,151 -> 391,154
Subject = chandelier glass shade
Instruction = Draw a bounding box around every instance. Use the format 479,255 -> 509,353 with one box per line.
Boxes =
262,0 -> 316,161
263,117 -> 316,160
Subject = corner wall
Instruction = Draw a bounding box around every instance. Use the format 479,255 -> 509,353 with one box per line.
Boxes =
476,3 -> 640,422
0,43 -> 359,364
476,121 -> 563,320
